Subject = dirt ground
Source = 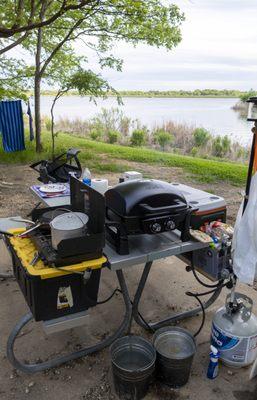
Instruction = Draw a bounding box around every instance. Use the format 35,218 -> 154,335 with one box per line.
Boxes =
0,163 -> 257,400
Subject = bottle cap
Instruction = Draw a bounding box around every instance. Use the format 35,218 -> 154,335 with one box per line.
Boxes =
210,345 -> 218,355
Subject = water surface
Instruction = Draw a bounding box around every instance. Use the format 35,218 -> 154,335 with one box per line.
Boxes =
39,96 -> 252,146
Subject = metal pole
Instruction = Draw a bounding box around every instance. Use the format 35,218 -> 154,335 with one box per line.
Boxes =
243,122 -> 257,213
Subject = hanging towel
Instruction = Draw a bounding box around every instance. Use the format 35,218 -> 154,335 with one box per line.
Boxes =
27,99 -> 34,141
0,99 -> 25,152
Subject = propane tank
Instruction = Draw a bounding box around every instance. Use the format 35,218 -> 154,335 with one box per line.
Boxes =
211,292 -> 257,368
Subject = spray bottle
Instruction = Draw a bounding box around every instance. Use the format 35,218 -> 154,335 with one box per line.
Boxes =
207,345 -> 219,379
82,168 -> 91,186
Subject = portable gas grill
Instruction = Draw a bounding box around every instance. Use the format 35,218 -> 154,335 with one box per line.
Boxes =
105,179 -> 194,254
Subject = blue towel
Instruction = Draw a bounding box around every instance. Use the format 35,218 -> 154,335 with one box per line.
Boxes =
0,100 -> 25,152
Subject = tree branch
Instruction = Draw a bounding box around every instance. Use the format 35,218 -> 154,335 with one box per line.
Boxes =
0,31 -> 30,55
39,18 -> 84,78
39,4 -> 99,77
0,0 -> 95,38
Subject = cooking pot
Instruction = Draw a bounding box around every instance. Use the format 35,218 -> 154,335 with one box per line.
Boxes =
50,212 -> 89,250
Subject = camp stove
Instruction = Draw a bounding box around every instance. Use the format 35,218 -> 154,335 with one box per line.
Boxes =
29,177 -> 106,267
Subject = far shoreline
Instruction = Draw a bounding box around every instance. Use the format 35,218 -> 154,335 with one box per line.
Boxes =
27,89 -> 247,99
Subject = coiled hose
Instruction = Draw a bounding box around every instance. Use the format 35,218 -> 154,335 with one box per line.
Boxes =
7,270 -> 132,374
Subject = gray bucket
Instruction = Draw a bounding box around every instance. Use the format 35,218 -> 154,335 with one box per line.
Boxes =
110,335 -> 156,400
153,327 -> 196,388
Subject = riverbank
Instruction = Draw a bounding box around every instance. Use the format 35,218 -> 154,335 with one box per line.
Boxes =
0,132 -> 248,186
36,89 -> 247,98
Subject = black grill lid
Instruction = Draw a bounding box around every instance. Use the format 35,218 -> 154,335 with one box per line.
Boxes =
105,179 -> 188,217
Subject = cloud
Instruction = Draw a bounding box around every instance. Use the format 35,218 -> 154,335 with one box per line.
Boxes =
72,1 -> 257,90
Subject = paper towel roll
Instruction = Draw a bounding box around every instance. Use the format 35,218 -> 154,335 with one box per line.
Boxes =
91,178 -> 109,194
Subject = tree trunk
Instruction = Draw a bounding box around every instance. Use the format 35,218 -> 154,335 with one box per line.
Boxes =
34,26 -> 43,152
34,73 -> 42,152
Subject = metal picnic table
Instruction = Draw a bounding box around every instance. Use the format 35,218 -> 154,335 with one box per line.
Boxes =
0,187 -> 222,372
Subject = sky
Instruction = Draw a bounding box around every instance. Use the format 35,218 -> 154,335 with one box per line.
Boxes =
83,0 -> 257,91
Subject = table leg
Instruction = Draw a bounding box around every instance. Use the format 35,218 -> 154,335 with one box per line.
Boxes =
132,261 -> 222,331
7,269 -> 132,373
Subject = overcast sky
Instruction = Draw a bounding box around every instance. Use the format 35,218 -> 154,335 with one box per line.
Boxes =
85,0 -> 257,91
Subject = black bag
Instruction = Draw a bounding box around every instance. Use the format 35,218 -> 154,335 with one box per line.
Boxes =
30,148 -> 82,183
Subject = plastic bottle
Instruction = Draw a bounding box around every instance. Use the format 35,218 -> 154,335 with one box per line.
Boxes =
82,168 -> 91,186
207,345 -> 219,379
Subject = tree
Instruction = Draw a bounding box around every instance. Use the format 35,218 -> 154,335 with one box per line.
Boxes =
2,1 -> 184,151
50,69 -> 115,157
21,6 -> 94,151
0,56 -> 29,100
0,1 -> 97,53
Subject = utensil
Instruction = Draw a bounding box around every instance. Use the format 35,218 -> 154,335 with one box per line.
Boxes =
18,223 -> 43,237
10,217 -> 36,225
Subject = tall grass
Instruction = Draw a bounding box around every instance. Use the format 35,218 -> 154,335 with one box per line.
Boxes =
0,131 -> 248,186
40,107 -> 249,163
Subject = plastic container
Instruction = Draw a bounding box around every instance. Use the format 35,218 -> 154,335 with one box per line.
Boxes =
153,326 -> 196,388
7,231 -> 106,321
110,335 -> 156,400
207,345 -> 219,379
82,168 -> 91,186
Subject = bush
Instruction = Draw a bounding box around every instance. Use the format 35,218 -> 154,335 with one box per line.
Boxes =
91,108 -> 132,136
193,127 -> 211,147
155,130 -> 173,151
212,135 -> 231,157
130,129 -> 147,146
239,89 -> 257,103
222,135 -> 231,154
107,129 -> 120,144
90,128 -> 102,141
212,137 -> 223,157
191,147 -> 198,157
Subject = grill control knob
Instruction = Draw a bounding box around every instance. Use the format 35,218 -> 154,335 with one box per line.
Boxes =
165,220 -> 176,231
150,222 -> 162,233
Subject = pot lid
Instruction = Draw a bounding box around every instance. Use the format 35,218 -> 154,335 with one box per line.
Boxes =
50,212 -> 88,231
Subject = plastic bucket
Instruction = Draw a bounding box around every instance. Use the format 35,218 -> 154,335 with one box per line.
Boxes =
110,335 -> 156,400
153,327 -> 196,388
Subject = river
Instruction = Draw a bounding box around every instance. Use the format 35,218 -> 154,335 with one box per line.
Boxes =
39,96 -> 252,147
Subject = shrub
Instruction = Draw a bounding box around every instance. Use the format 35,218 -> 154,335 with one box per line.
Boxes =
193,127 -> 211,147
222,135 -> 231,154
91,108 -> 132,136
90,128 -> 102,141
239,89 -> 257,103
155,130 -> 173,151
191,147 -> 198,157
212,135 -> 231,157
130,129 -> 147,146
212,136 -> 223,157
107,129 -> 120,144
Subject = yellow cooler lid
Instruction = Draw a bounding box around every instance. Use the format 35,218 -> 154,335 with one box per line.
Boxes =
9,228 -> 106,279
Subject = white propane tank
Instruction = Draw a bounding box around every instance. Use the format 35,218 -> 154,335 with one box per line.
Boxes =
211,293 -> 257,367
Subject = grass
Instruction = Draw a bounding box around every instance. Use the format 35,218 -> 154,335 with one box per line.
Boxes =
0,132 -> 248,186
